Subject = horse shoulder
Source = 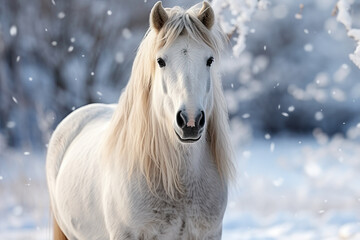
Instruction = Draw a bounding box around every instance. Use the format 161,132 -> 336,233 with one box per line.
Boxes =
47,103 -> 114,185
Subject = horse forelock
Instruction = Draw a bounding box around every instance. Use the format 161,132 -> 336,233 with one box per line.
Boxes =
102,3 -> 234,199
158,5 -> 226,56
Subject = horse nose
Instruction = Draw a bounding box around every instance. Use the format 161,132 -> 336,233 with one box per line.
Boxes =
176,110 -> 205,140
176,110 -> 205,130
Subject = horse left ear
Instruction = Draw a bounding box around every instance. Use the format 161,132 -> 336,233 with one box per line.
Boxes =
150,1 -> 168,32
198,1 -> 214,30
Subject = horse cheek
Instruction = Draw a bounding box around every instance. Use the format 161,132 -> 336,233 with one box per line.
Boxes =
164,96 -> 175,119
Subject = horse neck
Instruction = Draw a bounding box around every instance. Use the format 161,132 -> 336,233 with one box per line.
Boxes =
181,139 -> 209,177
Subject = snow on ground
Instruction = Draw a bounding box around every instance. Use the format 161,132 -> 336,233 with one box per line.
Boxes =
224,135 -> 360,239
1,135 -> 360,239
0,150 -> 50,240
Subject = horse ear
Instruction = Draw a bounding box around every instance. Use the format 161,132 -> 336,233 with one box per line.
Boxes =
150,1 -> 168,32
198,1 -> 214,30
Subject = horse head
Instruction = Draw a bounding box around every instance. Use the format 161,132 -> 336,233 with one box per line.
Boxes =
150,1 -> 218,143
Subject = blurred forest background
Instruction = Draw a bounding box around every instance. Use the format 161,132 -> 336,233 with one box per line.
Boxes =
0,0 -> 359,151
1,0 -> 360,239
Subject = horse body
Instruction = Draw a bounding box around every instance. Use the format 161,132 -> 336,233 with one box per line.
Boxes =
47,2 -> 233,239
47,104 -> 227,239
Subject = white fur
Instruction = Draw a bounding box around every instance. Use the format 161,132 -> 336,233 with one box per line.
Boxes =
46,2 -> 234,239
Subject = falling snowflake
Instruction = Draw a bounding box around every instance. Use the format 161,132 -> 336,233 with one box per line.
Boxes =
304,44 -> 313,52
58,12 -> 66,19
122,28 -> 132,39
9,25 -> 17,36
12,96 -> 18,104
6,121 -> 16,128
318,209 -> 325,214
265,133 -> 271,140
115,52 -> 124,63
242,113 -> 250,119
270,142 -> 275,152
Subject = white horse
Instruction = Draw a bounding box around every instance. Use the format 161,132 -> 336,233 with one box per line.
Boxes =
46,1 -> 234,239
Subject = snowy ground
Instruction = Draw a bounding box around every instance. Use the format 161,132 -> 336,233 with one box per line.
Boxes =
0,150 -> 51,240
1,135 -> 360,239
223,135 -> 360,240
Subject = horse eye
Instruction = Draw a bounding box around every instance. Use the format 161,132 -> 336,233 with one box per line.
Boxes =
157,58 -> 166,68
206,57 -> 214,67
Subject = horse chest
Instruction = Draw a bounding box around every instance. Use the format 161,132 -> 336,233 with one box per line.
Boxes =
138,179 -> 227,239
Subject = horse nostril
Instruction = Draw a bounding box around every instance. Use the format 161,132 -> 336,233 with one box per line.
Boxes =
176,111 -> 187,129
198,111 -> 205,128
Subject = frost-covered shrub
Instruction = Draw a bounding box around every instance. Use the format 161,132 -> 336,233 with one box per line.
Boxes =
335,0 -> 360,68
220,0 -> 360,136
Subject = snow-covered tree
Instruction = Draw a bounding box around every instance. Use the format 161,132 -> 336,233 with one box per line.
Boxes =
334,0 -> 360,68
211,0 -> 360,141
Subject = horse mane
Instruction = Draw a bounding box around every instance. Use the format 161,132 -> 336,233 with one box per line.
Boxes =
103,3 -> 234,199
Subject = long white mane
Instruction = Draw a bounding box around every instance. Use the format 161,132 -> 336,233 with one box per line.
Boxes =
103,4 -> 234,199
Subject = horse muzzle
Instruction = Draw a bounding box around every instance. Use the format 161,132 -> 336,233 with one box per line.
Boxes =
175,110 -> 205,143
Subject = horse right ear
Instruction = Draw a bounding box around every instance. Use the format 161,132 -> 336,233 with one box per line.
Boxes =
150,1 -> 168,32
198,1 -> 214,30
